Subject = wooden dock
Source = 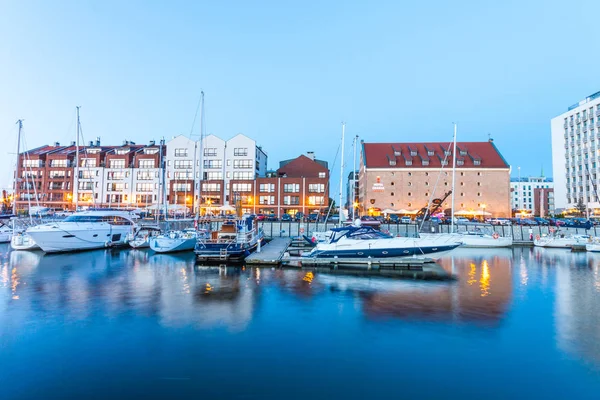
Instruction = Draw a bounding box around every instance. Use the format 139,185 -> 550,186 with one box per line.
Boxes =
245,238 -> 292,265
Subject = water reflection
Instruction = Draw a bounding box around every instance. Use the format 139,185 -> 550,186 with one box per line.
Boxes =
2,245 -> 600,370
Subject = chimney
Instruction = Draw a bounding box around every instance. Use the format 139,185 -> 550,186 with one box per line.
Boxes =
54,142 -> 60,147
89,141 -> 94,147
123,140 -> 128,146
306,151 -> 315,161
96,137 -> 101,146
71,141 -> 76,146
160,139 -> 165,146
149,140 -> 155,146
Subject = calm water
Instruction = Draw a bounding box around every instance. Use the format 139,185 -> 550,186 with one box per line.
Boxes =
1,244 -> 600,399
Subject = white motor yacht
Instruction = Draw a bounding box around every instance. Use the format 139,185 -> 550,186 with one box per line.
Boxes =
302,225 -> 461,260
26,210 -> 137,253
150,228 -> 203,253
534,232 -> 589,248
420,229 -> 513,248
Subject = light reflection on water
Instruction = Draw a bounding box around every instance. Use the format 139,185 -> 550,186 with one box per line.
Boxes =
1,244 -> 600,398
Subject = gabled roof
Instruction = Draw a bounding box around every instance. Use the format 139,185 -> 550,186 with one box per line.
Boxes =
362,141 -> 509,169
277,154 -> 328,178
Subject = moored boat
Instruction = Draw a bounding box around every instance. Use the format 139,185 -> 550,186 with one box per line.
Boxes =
420,229 -> 513,248
195,219 -> 264,262
10,232 -> 41,251
150,229 -> 202,253
0,219 -> 13,243
26,210 -> 137,253
302,225 -> 461,260
128,226 -> 162,249
534,232 -> 589,248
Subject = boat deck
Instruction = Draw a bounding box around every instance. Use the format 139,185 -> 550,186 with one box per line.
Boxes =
245,238 -> 292,265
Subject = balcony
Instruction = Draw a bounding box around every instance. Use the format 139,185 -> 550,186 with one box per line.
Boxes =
570,120 -> 574,127
564,121 -> 568,129
597,120 -> 600,128
596,109 -> 600,118
577,117 -> 582,124
576,127 -> 581,134
584,114 -> 589,121
583,125 -> 588,133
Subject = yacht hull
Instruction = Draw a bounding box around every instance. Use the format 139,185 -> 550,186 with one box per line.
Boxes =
150,237 -> 196,253
10,233 -> 41,251
420,233 -> 512,248
303,242 -> 460,260
27,225 -> 131,253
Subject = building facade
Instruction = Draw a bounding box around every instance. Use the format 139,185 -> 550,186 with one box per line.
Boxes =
510,176 -> 554,216
551,90 -> 600,211
358,140 -> 511,217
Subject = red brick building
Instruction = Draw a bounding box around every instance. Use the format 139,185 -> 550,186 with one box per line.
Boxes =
533,187 -> 555,217
223,153 -> 330,217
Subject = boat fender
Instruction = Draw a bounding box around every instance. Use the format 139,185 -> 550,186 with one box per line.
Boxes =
492,232 -> 499,239
104,241 -> 111,248
535,234 -> 540,240
549,227 -> 555,233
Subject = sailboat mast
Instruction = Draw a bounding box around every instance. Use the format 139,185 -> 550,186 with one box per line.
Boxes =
195,91 -> 204,222
75,106 -> 80,211
353,134 -> 358,218
339,122 -> 345,226
450,123 -> 457,234
13,119 -> 23,215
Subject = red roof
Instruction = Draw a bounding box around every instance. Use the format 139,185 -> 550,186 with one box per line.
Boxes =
277,155 -> 329,178
362,141 -> 509,169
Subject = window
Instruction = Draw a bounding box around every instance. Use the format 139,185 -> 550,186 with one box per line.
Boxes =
284,183 -> 300,193
107,183 -> 125,192
139,159 -> 155,169
79,170 -> 95,179
234,147 -> 248,156
110,159 -> 126,169
49,170 -> 66,179
136,183 -> 154,192
174,171 -> 193,180
318,172 -> 326,178
259,195 -> 275,205
407,192 -> 412,196
204,148 -> 217,156
202,183 -> 221,192
137,170 -> 154,180
50,159 -> 68,167
477,192 -> 481,197
259,183 -> 275,192
175,148 -> 188,157
391,192 -> 394,196
204,172 -> 223,180
77,182 -> 93,190
477,182 -> 481,186
107,171 -> 126,180
474,160 -> 481,166
233,171 -> 253,180
283,196 -> 300,205
408,172 -> 412,176
232,183 -> 252,192
81,158 -> 97,167
23,159 -> 43,168
408,182 -> 412,186
203,160 -> 222,169
175,160 -> 193,169
172,183 -> 191,192
308,184 -> 325,193
308,196 -> 325,205
233,159 -> 253,169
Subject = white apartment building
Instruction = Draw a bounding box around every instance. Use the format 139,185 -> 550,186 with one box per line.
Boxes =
551,90 -> 600,211
510,176 -> 554,214
165,133 -> 268,207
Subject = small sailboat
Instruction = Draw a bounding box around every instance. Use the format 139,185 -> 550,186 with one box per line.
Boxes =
150,228 -> 203,253
585,238 -> 600,253
128,226 -> 162,249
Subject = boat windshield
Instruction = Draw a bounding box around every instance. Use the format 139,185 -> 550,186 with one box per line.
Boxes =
330,227 -> 393,242
63,215 -> 132,225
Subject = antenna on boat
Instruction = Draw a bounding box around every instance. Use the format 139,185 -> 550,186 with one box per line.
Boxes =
450,123 -> 457,234
75,106 -> 81,211
339,122 -> 345,227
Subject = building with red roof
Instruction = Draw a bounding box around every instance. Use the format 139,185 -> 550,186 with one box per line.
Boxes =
359,139 -> 511,218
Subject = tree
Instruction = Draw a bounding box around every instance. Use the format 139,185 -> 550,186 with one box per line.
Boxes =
576,197 -> 586,217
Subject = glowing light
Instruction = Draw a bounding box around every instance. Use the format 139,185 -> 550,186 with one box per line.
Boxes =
480,260 -> 490,297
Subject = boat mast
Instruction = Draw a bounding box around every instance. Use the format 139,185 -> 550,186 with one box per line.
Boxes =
450,123 -> 457,234
75,106 -> 80,211
13,119 -> 23,215
353,134 -> 358,218
339,122 -> 345,226
195,91 -> 204,222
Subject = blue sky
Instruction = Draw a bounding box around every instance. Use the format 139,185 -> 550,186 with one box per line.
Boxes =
1,0 -> 599,193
